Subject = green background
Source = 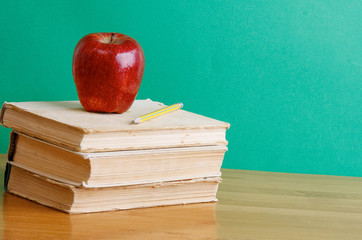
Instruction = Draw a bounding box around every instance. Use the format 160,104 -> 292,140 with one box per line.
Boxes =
0,1 -> 361,176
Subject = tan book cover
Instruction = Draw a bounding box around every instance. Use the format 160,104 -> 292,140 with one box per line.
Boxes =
8,132 -> 227,187
1,99 -> 230,152
5,164 -> 221,214
3,192 -> 217,239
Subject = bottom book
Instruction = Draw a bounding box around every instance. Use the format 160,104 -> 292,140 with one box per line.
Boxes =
3,192 -> 217,239
5,164 -> 221,214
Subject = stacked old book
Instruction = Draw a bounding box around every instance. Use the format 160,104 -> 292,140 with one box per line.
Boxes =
0,99 -> 229,214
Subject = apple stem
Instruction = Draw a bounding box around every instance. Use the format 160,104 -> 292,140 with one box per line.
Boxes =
110,33 -> 115,43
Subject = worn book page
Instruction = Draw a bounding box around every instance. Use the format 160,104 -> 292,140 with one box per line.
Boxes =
1,99 -> 230,133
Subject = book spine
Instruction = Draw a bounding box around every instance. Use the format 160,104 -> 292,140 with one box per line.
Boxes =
0,102 -> 7,126
4,131 -> 17,191
4,162 -> 11,191
7,131 -> 17,162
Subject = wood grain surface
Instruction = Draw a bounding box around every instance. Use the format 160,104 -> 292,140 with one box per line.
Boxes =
1,153 -> 362,239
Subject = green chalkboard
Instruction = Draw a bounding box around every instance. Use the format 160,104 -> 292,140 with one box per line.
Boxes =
0,1 -> 361,176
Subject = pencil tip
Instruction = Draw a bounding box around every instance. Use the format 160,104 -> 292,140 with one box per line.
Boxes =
132,118 -> 141,124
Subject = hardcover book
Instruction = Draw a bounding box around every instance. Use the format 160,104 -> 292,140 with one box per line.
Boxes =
0,99 -> 230,153
5,164 -> 221,214
3,192 -> 217,239
8,132 -> 227,187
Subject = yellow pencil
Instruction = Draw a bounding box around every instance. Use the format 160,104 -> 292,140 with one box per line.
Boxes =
132,103 -> 183,124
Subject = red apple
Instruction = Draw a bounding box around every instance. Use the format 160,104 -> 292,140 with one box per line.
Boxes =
72,32 -> 145,113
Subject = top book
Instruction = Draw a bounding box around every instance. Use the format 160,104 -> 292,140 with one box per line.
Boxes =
1,99 -> 229,152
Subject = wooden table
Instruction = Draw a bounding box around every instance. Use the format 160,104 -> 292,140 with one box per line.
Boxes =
1,154 -> 362,239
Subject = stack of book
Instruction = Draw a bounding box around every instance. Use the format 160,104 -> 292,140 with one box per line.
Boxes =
0,99 -> 229,214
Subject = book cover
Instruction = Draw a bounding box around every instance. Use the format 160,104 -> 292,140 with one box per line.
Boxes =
8,131 -> 227,187
6,164 -> 222,214
1,99 -> 230,152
